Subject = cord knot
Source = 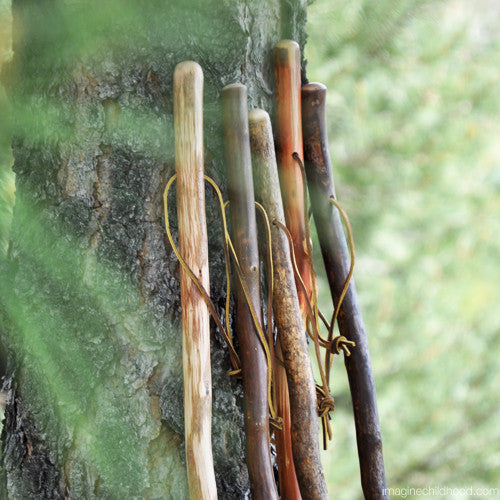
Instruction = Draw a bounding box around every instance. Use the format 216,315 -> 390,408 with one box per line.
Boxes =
318,396 -> 335,419
316,385 -> 335,418
329,335 -> 356,356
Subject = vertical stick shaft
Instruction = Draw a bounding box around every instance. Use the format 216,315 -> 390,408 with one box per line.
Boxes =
250,106 -> 301,500
273,40 -> 313,320
301,82 -> 387,500
250,108 -> 328,500
273,339 -> 302,500
222,85 -> 278,500
174,61 -> 217,500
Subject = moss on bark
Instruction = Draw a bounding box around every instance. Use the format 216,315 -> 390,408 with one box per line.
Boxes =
0,0 -> 308,498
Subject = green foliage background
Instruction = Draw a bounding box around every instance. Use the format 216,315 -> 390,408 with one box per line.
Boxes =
306,0 -> 500,497
0,0 -> 13,255
0,0 -> 499,498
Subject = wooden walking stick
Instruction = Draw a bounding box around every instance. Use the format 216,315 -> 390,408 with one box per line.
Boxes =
301,82 -> 387,500
221,84 -> 278,500
249,108 -> 328,500
173,61 -> 217,500
272,338 -> 302,500
250,106 -> 301,500
272,40 -> 313,321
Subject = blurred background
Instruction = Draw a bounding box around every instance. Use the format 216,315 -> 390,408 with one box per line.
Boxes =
1,0 -> 499,498
0,0 -> 13,256
306,0 -> 500,497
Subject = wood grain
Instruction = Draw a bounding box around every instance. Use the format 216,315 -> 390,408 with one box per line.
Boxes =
174,61 -> 217,500
272,40 -> 313,321
222,85 -> 278,500
302,82 -> 387,500
249,108 -> 328,500
273,339 -> 302,500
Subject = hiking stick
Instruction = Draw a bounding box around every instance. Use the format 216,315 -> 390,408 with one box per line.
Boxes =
272,40 -> 313,320
251,104 -> 301,500
273,339 -> 302,500
222,84 -> 278,500
249,108 -> 328,500
173,61 -> 217,500
301,82 -> 387,500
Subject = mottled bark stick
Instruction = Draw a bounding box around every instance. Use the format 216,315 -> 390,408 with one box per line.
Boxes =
222,85 -> 278,500
301,82 -> 387,500
174,61 -> 217,500
272,40 -> 313,321
251,104 -> 301,500
249,108 -> 328,500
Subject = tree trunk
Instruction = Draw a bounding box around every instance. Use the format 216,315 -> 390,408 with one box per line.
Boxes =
0,0 -> 308,498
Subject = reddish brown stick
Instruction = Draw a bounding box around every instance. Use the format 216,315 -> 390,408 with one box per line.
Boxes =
273,339 -> 302,500
174,61 -> 217,500
222,84 -> 278,500
249,108 -> 328,500
302,82 -> 387,500
272,40 -> 313,322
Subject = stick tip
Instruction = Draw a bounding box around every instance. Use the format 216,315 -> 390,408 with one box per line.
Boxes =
222,83 -> 248,104
302,82 -> 327,110
273,39 -> 300,65
302,82 -> 327,94
248,108 -> 270,125
174,61 -> 203,96
274,39 -> 300,51
222,82 -> 247,92
174,61 -> 203,78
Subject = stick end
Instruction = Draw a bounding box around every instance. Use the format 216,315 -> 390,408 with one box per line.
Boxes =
174,61 -> 203,88
248,107 -> 270,125
302,82 -> 327,94
302,82 -> 327,109
273,39 -> 300,65
221,83 -> 248,108
222,82 -> 247,94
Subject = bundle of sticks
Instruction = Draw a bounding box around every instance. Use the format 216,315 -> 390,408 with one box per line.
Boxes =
165,40 -> 386,500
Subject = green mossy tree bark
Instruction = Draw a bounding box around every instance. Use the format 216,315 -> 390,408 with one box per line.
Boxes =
0,0 -> 308,498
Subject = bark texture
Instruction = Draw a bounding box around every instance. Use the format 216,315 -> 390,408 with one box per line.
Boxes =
249,109 -> 328,500
301,83 -> 387,499
0,0 -> 308,498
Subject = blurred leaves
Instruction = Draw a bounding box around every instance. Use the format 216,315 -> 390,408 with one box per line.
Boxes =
0,192 -> 184,496
0,0 -> 499,497
307,0 -> 500,498
0,0 -> 13,255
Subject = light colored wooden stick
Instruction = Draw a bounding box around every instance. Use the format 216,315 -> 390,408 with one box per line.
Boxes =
174,60 -> 217,500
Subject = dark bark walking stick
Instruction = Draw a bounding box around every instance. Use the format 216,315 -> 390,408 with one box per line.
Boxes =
249,108 -> 328,500
173,61 -> 217,500
222,84 -> 278,500
301,82 -> 387,500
